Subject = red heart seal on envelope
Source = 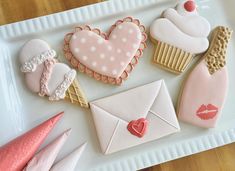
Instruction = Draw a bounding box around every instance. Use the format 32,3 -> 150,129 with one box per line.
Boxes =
64,17 -> 147,85
127,118 -> 148,138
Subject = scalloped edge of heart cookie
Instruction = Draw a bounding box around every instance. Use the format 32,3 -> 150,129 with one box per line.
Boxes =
64,17 -> 147,85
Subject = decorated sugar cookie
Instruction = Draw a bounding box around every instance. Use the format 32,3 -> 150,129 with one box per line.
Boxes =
64,17 -> 147,85
150,0 -> 211,74
19,39 -> 88,108
178,26 -> 233,128
90,80 -> 180,154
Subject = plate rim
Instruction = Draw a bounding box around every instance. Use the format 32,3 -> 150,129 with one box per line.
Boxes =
0,0 -> 235,171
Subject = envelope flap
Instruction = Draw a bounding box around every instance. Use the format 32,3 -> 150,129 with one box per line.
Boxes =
107,112 -> 179,154
150,81 -> 180,129
91,80 -> 162,122
90,104 -> 119,153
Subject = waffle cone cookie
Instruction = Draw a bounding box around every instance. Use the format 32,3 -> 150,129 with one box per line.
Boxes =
19,39 -> 88,108
150,0 -> 211,74
65,80 -> 89,108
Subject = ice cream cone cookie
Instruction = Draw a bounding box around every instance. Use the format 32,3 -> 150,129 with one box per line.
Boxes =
19,39 -> 88,108
178,26 -> 233,128
64,17 -> 147,85
150,0 -> 211,74
0,112 -> 63,171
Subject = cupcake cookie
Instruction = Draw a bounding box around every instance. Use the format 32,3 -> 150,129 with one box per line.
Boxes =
19,39 -> 88,108
64,17 -> 147,85
150,0 -> 211,74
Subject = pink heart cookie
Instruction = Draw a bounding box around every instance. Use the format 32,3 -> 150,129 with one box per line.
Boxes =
64,17 -> 147,85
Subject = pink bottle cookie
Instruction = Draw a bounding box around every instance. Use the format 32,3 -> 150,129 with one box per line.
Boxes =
64,17 -> 147,85
178,26 -> 233,128
150,0 -> 211,74
19,39 -> 88,108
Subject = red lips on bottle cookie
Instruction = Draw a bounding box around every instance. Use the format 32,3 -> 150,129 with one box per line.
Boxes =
196,104 -> 218,120
127,118 -> 148,138
64,17 -> 147,85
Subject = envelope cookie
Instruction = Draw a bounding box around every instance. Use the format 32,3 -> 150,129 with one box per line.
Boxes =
19,39 -> 88,108
150,0 -> 211,74
90,80 -> 180,154
64,17 -> 147,85
178,26 -> 233,128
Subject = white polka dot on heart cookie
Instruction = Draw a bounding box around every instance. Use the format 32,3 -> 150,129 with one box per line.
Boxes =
82,56 -> 88,61
72,35 -> 77,40
92,62 -> 97,67
88,32 -> 93,36
126,52 -> 131,57
110,56 -> 115,61
97,38 -> 104,44
112,34 -> 117,39
101,66 -> 107,72
100,53 -> 105,59
133,44 -> 139,49
90,46 -> 96,52
137,34 -> 142,40
107,45 -> 112,51
74,48 -> 80,53
120,62 -> 125,66
117,49 -> 122,53
118,25 -> 123,30
80,38 -> 86,43
129,29 -> 133,34
112,70 -> 117,75
122,38 -> 127,43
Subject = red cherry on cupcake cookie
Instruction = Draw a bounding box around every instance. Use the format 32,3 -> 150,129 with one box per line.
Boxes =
184,0 -> 196,12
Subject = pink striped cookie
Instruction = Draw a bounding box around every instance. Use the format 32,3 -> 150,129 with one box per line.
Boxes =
64,17 -> 147,85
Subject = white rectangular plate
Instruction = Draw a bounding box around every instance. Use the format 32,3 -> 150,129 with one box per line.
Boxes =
0,0 -> 235,170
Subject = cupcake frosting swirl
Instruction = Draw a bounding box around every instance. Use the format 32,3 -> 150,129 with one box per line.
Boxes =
150,0 -> 211,54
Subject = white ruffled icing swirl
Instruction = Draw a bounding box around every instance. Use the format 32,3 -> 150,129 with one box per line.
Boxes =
49,69 -> 76,101
21,49 -> 56,72
150,1 -> 211,54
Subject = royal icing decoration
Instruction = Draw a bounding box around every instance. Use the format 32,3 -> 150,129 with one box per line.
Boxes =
196,104 -> 218,120
127,118 -> 148,138
64,17 -> 147,85
39,58 -> 56,96
178,26 -> 233,128
21,49 -> 56,72
205,27 -> 232,74
150,0 -> 210,54
49,69 -> 76,101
